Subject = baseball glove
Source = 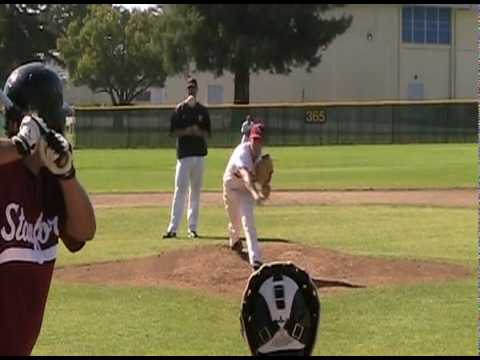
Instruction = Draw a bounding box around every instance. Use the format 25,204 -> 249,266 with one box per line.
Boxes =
254,154 -> 274,187
260,184 -> 271,199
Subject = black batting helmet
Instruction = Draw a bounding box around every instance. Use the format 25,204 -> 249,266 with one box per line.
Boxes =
3,62 -> 65,137
240,261 -> 321,356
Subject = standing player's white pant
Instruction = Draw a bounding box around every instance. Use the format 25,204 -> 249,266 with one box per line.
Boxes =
223,186 -> 262,266
167,156 -> 204,233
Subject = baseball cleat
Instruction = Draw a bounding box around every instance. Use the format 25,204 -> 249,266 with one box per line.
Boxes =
162,231 -> 177,239
230,241 -> 243,254
188,230 -> 199,239
252,261 -> 263,271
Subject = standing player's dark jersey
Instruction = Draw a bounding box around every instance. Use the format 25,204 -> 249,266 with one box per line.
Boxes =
170,101 -> 211,159
0,160 -> 65,356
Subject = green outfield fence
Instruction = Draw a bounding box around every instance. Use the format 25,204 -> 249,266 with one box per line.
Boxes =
3,100 -> 478,148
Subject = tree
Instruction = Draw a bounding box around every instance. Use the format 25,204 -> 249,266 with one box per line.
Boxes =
167,5 -> 353,104
0,4 -> 90,82
42,4 -> 89,38
58,5 -> 176,105
0,4 -> 56,82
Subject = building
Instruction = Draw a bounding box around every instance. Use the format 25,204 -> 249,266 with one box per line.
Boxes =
60,4 -> 478,106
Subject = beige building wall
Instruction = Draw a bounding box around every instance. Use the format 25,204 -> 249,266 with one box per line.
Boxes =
62,4 -> 477,106
63,84 -> 111,106
454,7 -> 477,98
163,4 -> 401,104
161,72 -> 236,106
252,5 -> 400,102
399,46 -> 451,99
398,6 -> 477,100
162,4 -> 475,104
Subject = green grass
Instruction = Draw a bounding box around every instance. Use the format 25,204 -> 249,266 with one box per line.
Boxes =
57,205 -> 476,269
72,144 -> 476,193
37,204 -> 476,355
34,284 -> 249,356
257,205 -> 477,267
33,279 -> 476,355
33,142 -> 477,355
317,279 -> 477,356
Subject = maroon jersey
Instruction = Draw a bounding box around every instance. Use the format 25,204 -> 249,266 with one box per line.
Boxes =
0,160 -> 65,355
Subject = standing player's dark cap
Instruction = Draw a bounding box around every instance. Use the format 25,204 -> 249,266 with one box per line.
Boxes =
186,78 -> 198,89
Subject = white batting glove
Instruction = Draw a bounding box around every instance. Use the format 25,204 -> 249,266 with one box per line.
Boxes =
11,115 -> 48,157
39,130 -> 75,180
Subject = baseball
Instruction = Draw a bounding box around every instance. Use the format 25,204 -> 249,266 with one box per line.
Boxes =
186,95 -> 196,107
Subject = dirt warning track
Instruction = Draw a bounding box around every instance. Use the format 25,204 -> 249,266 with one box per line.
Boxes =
91,189 -> 475,209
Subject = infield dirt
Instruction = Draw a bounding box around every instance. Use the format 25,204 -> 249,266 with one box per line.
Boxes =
54,189 -> 474,297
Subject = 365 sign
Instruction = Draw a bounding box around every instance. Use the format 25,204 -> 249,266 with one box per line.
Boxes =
305,109 -> 327,124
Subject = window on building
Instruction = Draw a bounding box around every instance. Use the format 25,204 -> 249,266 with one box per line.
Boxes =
407,82 -> 424,100
402,6 -> 451,45
208,84 -> 224,104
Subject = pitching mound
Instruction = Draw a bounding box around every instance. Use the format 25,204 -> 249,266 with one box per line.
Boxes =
54,243 -> 472,297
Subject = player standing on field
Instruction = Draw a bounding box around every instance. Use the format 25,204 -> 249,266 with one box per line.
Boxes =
163,78 -> 211,239
223,123 -> 267,271
0,62 -> 96,356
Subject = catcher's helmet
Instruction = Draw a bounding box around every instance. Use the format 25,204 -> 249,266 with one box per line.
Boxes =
3,62 -> 65,137
240,262 -> 320,356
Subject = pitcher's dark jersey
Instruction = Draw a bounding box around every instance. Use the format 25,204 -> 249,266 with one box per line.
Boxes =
170,101 -> 211,159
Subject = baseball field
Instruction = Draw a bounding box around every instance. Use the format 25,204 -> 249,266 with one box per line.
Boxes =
33,143 -> 476,355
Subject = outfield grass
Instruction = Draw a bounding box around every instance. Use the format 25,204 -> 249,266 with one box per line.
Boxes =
35,143 -> 476,355
73,143 -> 476,193
57,205 -> 476,269
34,279 -> 476,355
40,204 -> 476,356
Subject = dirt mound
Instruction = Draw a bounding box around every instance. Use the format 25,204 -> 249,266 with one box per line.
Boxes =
54,243 -> 472,297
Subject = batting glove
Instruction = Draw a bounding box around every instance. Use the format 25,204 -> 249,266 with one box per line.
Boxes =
40,130 -> 75,180
11,115 -> 48,157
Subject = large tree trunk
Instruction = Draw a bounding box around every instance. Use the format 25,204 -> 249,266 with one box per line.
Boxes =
233,66 -> 250,105
108,90 -> 118,106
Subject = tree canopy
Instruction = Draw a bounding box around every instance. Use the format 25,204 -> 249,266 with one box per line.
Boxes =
0,4 -> 353,105
58,5 -> 178,105
0,4 -> 90,82
0,4 -> 54,82
166,4 -> 353,103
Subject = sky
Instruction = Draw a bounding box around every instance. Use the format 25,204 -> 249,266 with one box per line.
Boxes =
114,4 -> 157,11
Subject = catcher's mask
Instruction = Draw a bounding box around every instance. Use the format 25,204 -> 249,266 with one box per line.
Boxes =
240,262 -> 320,356
3,62 -> 65,137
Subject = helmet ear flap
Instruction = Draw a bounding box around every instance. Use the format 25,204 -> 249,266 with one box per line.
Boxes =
4,106 -> 25,138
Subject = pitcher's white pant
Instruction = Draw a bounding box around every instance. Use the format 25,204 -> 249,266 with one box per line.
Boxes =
167,156 -> 204,233
223,185 -> 262,266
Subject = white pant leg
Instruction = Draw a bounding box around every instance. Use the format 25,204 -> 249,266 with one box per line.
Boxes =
168,158 -> 193,233
223,186 -> 243,247
239,191 -> 262,266
187,156 -> 204,232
